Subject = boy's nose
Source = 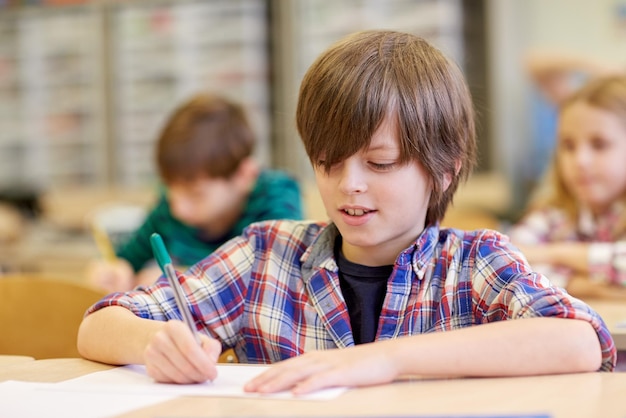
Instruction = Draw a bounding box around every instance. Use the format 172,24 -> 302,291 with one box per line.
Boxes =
338,161 -> 367,194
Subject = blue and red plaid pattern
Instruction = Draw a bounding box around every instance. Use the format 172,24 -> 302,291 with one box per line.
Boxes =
89,220 -> 616,371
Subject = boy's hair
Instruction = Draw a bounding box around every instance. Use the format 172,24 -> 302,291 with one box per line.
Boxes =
296,30 -> 477,225
157,93 -> 256,183
528,75 -> 626,237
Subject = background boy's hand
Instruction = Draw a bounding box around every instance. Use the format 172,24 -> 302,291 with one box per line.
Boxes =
86,258 -> 134,293
143,320 -> 221,384
244,342 -> 399,395
135,264 -> 164,288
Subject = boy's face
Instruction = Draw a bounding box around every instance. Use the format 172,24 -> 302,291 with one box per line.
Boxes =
167,176 -> 241,231
557,101 -> 626,214
314,117 -> 433,266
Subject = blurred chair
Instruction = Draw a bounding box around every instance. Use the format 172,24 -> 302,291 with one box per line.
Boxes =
0,275 -> 107,359
219,348 -> 238,363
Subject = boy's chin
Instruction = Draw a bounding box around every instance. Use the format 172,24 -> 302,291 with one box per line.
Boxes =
185,219 -> 212,230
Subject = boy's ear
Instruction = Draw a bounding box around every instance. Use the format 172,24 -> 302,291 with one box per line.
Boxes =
442,173 -> 453,192
442,160 -> 462,192
234,157 -> 260,191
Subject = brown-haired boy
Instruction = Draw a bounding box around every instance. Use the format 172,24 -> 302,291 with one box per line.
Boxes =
87,93 -> 303,292
78,31 -> 615,394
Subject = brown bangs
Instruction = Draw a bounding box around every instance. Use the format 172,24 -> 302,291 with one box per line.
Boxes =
297,36 -> 393,171
296,30 -> 476,224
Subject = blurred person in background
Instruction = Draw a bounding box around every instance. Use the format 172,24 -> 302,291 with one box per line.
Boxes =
510,75 -> 626,300
522,50 -> 623,194
87,93 -> 303,292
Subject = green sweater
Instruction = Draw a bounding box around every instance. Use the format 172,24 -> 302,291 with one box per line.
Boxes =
116,170 -> 303,272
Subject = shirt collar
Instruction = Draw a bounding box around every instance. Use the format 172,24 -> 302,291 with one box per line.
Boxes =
300,223 -> 440,283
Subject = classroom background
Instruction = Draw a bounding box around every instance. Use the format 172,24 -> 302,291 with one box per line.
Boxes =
0,0 -> 625,282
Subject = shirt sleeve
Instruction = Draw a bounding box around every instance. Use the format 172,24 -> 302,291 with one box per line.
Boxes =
87,227 -> 258,344
512,280 -> 616,371
471,231 -> 617,372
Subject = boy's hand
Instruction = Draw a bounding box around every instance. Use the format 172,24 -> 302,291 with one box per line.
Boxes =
143,320 -> 222,384
135,264 -> 164,287
86,259 -> 135,293
244,343 -> 399,395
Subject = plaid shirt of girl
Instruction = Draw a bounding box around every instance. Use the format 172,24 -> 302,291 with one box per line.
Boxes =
510,203 -> 626,286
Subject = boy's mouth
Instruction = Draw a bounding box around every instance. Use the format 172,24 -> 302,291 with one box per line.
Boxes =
343,208 -> 371,216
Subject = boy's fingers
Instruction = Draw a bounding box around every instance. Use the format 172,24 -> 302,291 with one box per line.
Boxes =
245,363 -> 296,392
291,367 -> 350,395
144,321 -> 218,383
169,323 -> 219,382
145,333 -> 193,383
245,358 -> 328,393
202,337 -> 222,363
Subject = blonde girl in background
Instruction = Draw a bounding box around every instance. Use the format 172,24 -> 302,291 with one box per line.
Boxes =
510,75 -> 626,299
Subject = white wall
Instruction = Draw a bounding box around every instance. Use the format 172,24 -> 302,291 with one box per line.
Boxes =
525,0 -> 625,58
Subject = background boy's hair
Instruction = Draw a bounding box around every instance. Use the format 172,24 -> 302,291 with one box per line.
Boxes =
296,30 -> 476,225
157,93 -> 256,183
528,75 -> 626,238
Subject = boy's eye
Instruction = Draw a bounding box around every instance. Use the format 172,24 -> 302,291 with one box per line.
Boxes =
369,162 -> 396,171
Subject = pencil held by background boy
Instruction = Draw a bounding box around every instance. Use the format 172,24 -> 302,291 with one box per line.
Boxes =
78,30 -> 615,394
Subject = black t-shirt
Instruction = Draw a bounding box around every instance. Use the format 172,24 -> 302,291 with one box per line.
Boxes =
335,237 -> 393,345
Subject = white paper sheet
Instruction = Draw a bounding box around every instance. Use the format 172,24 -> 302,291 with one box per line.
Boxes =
0,380 -> 176,418
0,364 -> 347,418
54,363 -> 346,400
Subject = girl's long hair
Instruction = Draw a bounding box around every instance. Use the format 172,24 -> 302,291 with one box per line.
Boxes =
526,75 -> 626,238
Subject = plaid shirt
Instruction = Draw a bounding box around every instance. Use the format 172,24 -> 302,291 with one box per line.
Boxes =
89,220 -> 616,371
509,204 -> 626,286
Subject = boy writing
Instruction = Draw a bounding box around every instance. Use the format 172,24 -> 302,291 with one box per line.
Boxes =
87,93 -> 303,292
78,30 -> 615,394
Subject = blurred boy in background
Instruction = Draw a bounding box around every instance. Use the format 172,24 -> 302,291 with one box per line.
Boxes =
87,93 -> 303,292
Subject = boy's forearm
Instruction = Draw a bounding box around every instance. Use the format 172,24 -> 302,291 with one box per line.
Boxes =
388,317 -> 602,377
549,242 -> 590,273
519,242 -> 590,273
77,306 -> 164,365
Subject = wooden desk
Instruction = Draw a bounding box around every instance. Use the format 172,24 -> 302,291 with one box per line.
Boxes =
0,358 -> 112,382
2,358 -> 626,418
0,355 -> 34,367
586,299 -> 626,351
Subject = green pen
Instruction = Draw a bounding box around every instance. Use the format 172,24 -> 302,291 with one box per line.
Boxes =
150,233 -> 201,344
